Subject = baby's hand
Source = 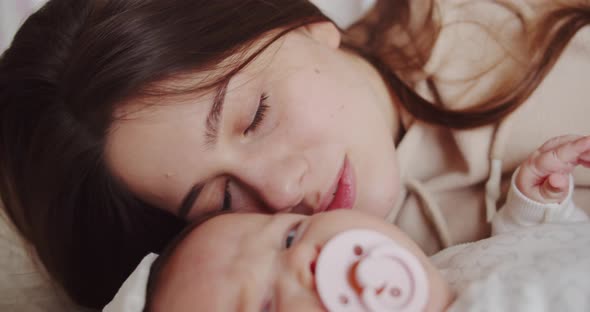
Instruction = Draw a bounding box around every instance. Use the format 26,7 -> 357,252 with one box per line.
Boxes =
516,135 -> 590,204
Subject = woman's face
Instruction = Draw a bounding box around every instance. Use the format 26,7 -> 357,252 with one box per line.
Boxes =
105,22 -> 400,220
150,210 -> 451,312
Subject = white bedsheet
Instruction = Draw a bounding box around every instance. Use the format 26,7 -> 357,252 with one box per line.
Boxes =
0,0 -> 46,52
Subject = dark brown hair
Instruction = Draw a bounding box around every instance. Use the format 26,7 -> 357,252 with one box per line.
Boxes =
0,0 -> 588,309
0,0 -> 327,308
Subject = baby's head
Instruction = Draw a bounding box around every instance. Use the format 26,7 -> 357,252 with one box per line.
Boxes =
143,210 -> 454,311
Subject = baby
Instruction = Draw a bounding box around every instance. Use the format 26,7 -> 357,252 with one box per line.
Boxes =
104,135 -> 590,312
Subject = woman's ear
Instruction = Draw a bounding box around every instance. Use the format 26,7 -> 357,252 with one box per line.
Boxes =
303,22 -> 341,49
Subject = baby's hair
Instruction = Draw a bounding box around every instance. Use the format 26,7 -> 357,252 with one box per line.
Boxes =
143,210 -> 233,312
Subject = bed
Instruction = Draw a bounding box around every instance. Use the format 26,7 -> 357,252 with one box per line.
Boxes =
3,1 -> 589,311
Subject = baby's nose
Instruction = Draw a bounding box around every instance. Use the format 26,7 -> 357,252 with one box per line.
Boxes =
284,242 -> 318,290
314,230 -> 430,312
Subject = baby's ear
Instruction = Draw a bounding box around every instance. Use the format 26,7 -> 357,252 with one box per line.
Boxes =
303,22 -> 341,49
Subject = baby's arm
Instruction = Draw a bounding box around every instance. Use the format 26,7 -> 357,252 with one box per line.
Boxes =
492,135 -> 590,234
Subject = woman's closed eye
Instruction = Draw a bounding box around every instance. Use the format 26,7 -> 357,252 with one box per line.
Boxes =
220,93 -> 270,212
221,178 -> 232,211
244,93 -> 269,135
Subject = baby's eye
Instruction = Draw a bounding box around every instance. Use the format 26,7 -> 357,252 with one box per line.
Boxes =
285,229 -> 296,249
284,221 -> 303,249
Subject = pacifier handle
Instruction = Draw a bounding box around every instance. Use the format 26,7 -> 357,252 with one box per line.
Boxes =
315,230 -> 429,312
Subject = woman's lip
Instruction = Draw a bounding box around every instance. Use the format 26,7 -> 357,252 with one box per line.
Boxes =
319,157 -> 356,212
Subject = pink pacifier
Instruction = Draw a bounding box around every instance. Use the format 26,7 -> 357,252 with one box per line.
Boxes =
315,230 -> 429,312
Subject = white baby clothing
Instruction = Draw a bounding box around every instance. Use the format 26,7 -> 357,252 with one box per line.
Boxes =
432,173 -> 590,312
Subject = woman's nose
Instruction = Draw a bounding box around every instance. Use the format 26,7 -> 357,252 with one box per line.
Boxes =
237,153 -> 308,212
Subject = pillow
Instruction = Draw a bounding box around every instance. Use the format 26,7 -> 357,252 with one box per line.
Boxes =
310,0 -> 376,29
0,0 -> 47,52
0,208 -> 89,311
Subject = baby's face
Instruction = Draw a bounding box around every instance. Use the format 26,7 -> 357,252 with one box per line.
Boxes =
152,210 -> 452,311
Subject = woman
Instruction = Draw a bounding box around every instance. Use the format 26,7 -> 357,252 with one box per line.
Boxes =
0,0 -> 588,308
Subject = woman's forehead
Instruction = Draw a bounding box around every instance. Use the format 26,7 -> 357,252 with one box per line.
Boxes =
114,79 -> 213,117
111,32 -> 280,121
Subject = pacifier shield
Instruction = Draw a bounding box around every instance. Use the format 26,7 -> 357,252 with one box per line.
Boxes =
315,229 -> 429,312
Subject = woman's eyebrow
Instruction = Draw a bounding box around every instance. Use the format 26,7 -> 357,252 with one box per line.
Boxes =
204,79 -> 230,148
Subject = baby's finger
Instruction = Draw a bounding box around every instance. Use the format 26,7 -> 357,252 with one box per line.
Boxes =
537,134 -> 583,153
548,172 -> 569,190
517,136 -> 590,202
531,135 -> 590,176
540,173 -> 569,202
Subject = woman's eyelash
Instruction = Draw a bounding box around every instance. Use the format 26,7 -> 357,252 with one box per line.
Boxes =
221,178 -> 232,211
244,93 -> 269,134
